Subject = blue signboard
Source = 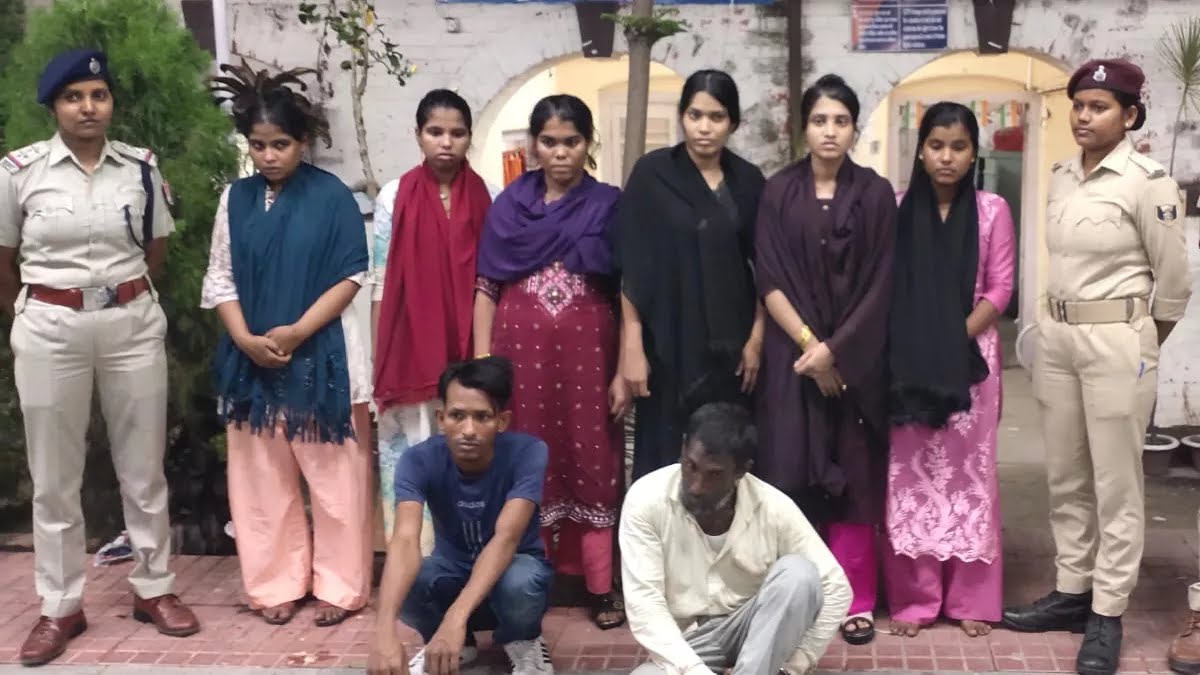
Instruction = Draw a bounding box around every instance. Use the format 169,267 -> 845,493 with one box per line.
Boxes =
851,0 -> 948,52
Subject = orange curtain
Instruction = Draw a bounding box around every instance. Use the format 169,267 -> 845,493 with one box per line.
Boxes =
502,148 -> 526,187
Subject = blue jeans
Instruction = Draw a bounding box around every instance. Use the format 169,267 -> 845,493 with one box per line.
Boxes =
400,553 -> 553,645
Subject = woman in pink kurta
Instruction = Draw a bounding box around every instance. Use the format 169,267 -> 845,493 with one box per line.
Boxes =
883,102 -> 1015,638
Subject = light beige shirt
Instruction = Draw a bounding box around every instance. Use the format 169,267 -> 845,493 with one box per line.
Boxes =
0,133 -> 174,288
620,465 -> 851,675
1045,137 -> 1190,321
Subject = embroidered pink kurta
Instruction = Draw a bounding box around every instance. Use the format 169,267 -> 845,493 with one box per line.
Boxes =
886,190 -> 1016,564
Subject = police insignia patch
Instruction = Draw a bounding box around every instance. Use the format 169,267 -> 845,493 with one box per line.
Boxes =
161,180 -> 175,207
1157,204 -> 1178,222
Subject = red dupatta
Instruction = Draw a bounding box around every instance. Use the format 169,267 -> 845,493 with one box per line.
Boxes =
373,161 -> 491,409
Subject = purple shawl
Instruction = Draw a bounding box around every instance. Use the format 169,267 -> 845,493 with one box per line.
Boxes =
476,170 -> 621,282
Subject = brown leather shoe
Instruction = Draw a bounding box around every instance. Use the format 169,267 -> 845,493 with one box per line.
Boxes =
1169,611 -> 1200,675
19,612 -> 87,666
133,594 -> 200,637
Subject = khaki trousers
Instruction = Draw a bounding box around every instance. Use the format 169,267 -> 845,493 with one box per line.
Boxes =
1033,317 -> 1158,617
11,291 -> 174,617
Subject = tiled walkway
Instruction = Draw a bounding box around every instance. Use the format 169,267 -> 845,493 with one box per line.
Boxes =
0,523 -> 1195,672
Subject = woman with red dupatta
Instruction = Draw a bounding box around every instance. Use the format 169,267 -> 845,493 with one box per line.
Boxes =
373,90 -> 492,541
473,95 -> 629,630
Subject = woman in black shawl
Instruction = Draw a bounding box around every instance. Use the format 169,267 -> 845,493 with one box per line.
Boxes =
613,70 -> 766,480
755,74 -> 896,645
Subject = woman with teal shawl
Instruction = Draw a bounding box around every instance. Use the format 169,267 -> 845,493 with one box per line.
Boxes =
203,67 -> 371,628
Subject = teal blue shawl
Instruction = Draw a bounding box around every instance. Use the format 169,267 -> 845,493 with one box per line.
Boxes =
214,163 -> 368,442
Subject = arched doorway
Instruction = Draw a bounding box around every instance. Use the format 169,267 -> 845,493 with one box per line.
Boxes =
471,55 -> 685,189
854,50 -> 1073,367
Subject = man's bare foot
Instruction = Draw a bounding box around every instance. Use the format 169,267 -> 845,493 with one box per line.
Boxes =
261,601 -> 298,625
959,619 -> 992,637
313,600 -> 352,627
889,620 -> 922,637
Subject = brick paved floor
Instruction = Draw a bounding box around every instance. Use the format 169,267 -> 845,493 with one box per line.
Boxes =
0,522 -> 1195,672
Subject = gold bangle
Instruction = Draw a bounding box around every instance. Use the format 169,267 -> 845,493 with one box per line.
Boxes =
798,326 -> 813,349
474,353 -> 491,360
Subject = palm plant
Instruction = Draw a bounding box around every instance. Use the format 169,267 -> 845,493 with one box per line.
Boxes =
1158,16 -> 1200,175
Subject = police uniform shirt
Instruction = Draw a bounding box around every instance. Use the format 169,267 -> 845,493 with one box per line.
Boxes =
1045,137 -> 1190,322
0,133 -> 174,289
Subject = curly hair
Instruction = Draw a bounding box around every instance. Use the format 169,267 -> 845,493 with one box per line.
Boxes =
210,59 -> 332,147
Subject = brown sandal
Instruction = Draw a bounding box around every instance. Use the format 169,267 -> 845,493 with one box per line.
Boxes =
261,600 -> 299,626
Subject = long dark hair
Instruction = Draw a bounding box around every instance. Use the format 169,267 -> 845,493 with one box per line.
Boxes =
909,101 -> 979,188
678,69 -> 741,129
210,59 -> 331,147
799,73 -> 861,128
529,94 -> 597,170
417,88 -> 473,132
889,100 -> 986,429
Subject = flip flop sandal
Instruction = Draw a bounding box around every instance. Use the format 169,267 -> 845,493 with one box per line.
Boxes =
841,616 -> 875,645
262,601 -> 299,626
591,592 -> 627,631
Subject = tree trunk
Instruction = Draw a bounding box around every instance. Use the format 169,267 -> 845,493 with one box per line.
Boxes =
351,56 -> 379,198
1168,104 -> 1184,176
620,0 -> 654,184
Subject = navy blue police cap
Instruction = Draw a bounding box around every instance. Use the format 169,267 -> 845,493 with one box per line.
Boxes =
37,49 -> 113,106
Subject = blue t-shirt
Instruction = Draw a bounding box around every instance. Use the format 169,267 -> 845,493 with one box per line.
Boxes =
393,431 -> 548,561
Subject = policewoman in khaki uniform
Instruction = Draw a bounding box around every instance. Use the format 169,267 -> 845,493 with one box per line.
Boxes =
0,49 -> 201,666
1002,60 -> 1190,675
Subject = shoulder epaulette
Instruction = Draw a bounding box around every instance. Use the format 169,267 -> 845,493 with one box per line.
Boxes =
1128,152 -> 1167,179
110,140 -> 157,167
0,141 -> 50,175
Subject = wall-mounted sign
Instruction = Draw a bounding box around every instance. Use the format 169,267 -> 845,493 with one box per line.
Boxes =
851,0 -> 949,52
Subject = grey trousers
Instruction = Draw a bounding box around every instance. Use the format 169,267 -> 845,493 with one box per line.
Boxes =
632,554 -> 823,675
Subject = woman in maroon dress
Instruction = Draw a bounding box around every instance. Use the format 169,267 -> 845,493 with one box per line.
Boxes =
755,74 -> 896,645
473,94 -> 628,629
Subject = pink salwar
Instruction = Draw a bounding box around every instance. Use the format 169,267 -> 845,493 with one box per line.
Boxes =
884,539 -> 1003,624
541,523 -> 614,596
884,191 -> 1014,624
226,403 -> 374,611
828,522 -> 878,616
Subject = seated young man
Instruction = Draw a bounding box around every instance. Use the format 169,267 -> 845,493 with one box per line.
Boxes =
368,356 -> 553,675
621,403 -> 852,675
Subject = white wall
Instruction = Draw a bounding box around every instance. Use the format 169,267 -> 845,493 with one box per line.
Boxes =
226,0 -> 792,184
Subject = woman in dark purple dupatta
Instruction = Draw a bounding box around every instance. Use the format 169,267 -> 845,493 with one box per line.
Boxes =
755,75 -> 896,645
473,95 -> 629,629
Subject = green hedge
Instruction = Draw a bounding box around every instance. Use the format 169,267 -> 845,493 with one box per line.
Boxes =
0,0 -> 238,547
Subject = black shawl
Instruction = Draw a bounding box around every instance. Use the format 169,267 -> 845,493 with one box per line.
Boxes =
613,144 -> 765,414
888,164 -> 988,429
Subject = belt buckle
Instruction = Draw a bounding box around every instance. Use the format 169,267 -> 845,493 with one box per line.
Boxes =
1052,299 -> 1069,322
80,286 -> 117,311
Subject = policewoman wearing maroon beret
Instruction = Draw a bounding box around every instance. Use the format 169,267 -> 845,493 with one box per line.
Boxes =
1001,59 -> 1190,675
